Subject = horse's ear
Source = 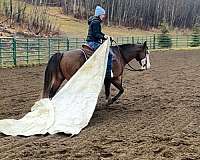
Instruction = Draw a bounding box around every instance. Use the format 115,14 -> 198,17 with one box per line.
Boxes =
143,41 -> 147,49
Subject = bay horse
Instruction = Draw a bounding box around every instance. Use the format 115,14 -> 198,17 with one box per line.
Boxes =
42,41 -> 151,105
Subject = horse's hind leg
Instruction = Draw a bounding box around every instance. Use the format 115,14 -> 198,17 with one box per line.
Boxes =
108,76 -> 124,105
49,76 -> 64,99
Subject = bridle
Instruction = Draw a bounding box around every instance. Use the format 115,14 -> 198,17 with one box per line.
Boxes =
111,39 -> 148,71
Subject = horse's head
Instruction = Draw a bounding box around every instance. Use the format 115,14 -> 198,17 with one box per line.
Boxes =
118,41 -> 151,70
135,41 -> 151,70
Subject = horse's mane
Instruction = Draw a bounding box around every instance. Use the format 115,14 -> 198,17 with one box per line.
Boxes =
118,44 -> 136,49
112,43 -> 143,50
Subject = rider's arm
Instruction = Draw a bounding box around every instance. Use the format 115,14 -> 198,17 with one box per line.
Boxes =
91,21 -> 107,41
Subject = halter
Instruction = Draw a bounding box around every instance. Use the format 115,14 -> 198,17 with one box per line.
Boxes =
141,49 -> 149,70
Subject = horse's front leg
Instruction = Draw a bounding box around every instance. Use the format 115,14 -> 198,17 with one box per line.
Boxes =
104,77 -> 112,105
108,77 -> 124,105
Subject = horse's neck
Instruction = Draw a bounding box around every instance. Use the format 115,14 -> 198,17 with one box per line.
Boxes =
116,47 -> 137,64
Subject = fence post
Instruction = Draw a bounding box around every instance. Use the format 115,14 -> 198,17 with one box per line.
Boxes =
48,38 -> 51,59
26,39 -> 29,64
12,38 -> 17,66
38,38 -> 40,64
132,36 -> 134,44
0,38 -> 2,66
66,38 -> 69,51
76,38 -> 78,48
57,38 -> 60,52
176,35 -> 178,48
153,34 -> 156,49
150,36 -> 152,49
186,35 -> 189,47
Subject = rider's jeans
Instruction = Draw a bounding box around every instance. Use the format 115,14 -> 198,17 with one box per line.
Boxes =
87,41 -> 113,78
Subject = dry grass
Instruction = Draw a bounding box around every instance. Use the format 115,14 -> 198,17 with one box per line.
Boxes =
41,7 -> 193,38
44,7 -> 161,37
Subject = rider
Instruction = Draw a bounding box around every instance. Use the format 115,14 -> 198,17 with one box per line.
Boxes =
86,5 -> 113,78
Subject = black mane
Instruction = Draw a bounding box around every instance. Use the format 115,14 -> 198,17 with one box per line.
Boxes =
112,43 -> 143,50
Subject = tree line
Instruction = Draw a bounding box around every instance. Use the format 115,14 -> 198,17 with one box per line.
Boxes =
23,0 -> 200,29
0,0 -> 59,36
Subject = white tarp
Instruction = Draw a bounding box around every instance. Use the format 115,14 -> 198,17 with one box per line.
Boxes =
0,39 -> 110,136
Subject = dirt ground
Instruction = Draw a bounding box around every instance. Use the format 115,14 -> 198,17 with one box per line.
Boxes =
0,49 -> 200,160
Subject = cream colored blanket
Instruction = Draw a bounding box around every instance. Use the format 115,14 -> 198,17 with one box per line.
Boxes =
0,39 -> 110,136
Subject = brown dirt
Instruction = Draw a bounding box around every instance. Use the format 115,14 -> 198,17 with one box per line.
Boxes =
0,49 -> 200,160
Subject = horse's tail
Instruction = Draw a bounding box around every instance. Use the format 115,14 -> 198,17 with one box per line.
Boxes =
42,52 -> 63,98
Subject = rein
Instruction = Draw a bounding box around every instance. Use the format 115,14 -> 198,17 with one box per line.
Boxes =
111,39 -> 140,72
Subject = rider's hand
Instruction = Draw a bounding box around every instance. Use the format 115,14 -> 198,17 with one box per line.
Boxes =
105,35 -> 114,42
104,35 -> 109,39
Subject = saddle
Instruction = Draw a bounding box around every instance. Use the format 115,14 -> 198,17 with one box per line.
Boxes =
81,44 -> 116,61
82,44 -> 94,51
81,44 -> 95,60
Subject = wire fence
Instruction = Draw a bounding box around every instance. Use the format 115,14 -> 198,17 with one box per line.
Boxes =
0,34 -> 199,67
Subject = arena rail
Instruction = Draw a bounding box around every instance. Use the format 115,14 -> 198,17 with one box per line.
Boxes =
0,34 -> 199,67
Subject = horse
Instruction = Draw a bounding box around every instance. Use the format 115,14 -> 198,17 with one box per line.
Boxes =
42,41 -> 151,105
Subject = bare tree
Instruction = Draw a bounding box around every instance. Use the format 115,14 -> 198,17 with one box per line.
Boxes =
22,0 -> 200,29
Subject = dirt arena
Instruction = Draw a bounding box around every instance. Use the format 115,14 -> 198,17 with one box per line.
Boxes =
0,49 -> 200,160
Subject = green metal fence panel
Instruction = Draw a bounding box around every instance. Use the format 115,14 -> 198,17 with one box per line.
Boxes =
0,38 -> 2,67
0,35 -> 199,67
0,38 -> 14,66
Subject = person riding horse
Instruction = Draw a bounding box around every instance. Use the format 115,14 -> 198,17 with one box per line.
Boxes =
86,5 -> 113,78
42,6 -> 151,104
